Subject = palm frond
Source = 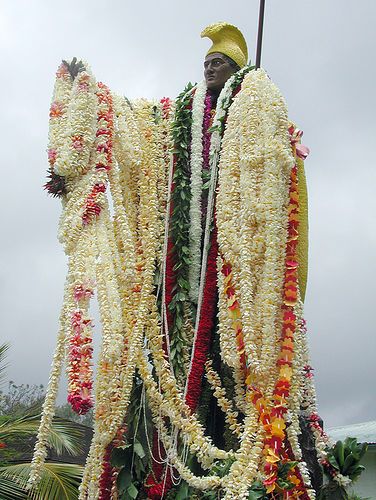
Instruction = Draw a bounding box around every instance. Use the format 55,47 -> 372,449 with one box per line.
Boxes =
0,474 -> 28,499
0,414 -> 84,456
47,417 -> 85,456
0,343 -> 10,386
0,462 -> 83,500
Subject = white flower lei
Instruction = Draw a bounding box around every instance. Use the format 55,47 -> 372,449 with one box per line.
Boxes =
54,66 -> 97,178
47,62 -> 73,172
188,80 -> 207,302
186,66 -> 250,395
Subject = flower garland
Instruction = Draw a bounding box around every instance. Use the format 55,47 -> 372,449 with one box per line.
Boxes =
35,59 -> 326,500
80,101 -> 157,498
112,93 -> 142,243
54,66 -> 97,178
27,278 -> 73,488
205,359 -> 243,438
185,223 -> 218,411
188,80 -> 207,303
67,279 -> 95,414
148,69 -> 254,497
215,69 -> 316,498
44,61 -> 73,197
184,65 -> 253,412
84,99 -> 172,498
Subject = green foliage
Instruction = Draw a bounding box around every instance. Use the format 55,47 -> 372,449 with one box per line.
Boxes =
55,403 -> 93,428
248,481 -> 268,499
0,381 -> 45,417
0,462 -> 83,500
0,414 -> 84,499
0,345 -> 85,499
110,374 -> 152,499
326,438 -> 367,482
61,57 -> 85,80
319,437 -> 368,500
0,414 -> 84,458
169,82 -> 194,381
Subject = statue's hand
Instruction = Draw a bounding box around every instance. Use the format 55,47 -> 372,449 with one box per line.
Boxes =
62,57 -> 85,79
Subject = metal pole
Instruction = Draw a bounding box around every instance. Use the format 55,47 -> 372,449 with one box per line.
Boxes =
255,0 -> 266,69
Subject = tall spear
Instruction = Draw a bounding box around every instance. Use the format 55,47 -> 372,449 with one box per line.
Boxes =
255,0 -> 266,69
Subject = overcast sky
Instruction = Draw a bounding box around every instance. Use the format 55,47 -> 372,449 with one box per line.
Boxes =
0,0 -> 375,429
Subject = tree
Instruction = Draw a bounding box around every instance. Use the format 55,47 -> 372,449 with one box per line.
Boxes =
0,343 -> 85,499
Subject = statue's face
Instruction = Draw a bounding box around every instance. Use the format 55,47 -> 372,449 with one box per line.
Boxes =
204,52 -> 235,93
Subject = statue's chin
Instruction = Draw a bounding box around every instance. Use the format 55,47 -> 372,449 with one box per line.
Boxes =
205,81 -> 222,94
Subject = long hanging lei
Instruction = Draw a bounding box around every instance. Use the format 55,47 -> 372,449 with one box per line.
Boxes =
148,67 -> 255,497
32,59 -> 332,500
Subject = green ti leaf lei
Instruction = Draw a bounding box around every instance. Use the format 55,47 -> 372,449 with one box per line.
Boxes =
169,82 -> 194,383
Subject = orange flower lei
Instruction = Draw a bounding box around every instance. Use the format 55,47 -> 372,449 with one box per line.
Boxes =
220,151 -> 310,497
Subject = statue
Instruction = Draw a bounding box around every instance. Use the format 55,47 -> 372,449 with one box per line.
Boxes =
29,22 -> 329,500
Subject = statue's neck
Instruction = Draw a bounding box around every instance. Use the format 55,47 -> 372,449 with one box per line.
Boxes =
209,88 -> 222,105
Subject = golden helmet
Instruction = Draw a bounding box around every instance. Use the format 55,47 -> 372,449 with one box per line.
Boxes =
201,22 -> 248,68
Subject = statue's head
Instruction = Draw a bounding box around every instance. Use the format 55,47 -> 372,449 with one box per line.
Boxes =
204,52 -> 240,93
201,22 -> 248,93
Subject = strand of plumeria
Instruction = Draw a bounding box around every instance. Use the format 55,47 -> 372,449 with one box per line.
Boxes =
282,135 -> 315,494
218,257 -> 249,415
113,94 -> 142,243
282,137 -> 316,496
66,225 -> 96,414
184,65 -> 252,405
126,99 -> 175,497
205,360 -> 243,438
45,61 -> 73,197
188,80 -> 207,303
142,299 -> 230,468
295,303 -> 343,487
156,97 -> 175,270
243,70 -> 290,386
260,167 -> 309,497
260,164 -> 309,498
251,162 -> 311,498
285,303 -> 316,495
137,352 -> 222,491
75,83 -> 125,499
83,99 -> 169,499
107,163 -> 136,281
145,69 -> 254,497
222,414 -> 264,499
215,69 -> 313,497
77,88 -> 137,499
28,62 -> 99,488
107,104 -> 137,284
86,97 -> 158,498
54,65 -> 97,178
27,271 -> 75,488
